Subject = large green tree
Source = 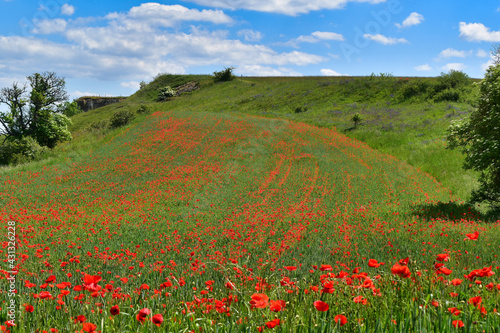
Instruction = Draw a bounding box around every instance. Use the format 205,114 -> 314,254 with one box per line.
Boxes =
447,64 -> 500,206
0,72 -> 72,148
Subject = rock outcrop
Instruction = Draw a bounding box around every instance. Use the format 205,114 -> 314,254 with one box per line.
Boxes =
76,97 -> 126,112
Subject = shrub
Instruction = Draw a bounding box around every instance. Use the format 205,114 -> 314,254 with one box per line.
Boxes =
109,110 -> 135,128
447,64 -> 500,206
136,104 -> 151,114
87,120 -> 110,133
294,106 -> 308,113
399,79 -> 433,101
157,86 -> 176,101
213,67 -> 236,83
433,88 -> 461,102
58,100 -> 83,117
351,112 -> 364,128
0,136 -> 48,165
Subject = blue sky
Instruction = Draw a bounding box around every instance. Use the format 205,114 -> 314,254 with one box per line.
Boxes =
0,0 -> 499,99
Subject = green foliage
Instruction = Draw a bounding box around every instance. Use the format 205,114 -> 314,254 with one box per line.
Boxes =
447,65 -> 500,205
157,86 -> 176,101
87,120 -> 110,133
0,136 -> 48,165
136,104 -> 151,114
58,100 -> 83,117
0,72 -> 71,149
294,106 -> 308,113
213,67 -> 236,83
109,109 -> 135,128
351,112 -> 363,127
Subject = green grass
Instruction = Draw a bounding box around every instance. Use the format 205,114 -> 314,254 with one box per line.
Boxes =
65,74 -> 481,208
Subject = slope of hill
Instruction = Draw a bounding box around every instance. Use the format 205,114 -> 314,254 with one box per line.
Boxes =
1,75 -> 499,331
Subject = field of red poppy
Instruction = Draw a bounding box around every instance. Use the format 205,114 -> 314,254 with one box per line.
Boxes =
1,109 -> 500,332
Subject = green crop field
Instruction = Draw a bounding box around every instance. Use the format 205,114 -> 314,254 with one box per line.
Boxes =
1,74 -> 499,332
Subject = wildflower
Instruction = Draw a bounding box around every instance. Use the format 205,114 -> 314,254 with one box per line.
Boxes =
250,293 -> 269,309
334,314 -> 347,326
313,300 -> 329,312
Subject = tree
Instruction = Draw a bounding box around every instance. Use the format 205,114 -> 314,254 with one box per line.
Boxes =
446,64 -> 500,206
0,72 -> 72,148
213,67 -> 235,83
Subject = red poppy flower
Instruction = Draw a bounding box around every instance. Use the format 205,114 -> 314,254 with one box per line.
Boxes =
451,278 -> 462,286
151,314 -> 164,327
265,319 -> 280,329
368,259 -> 381,268
353,296 -> 367,304
25,305 -> 34,313
45,275 -> 56,283
284,266 -> 297,271
452,320 -> 464,328
110,305 -> 120,316
334,314 -> 347,326
465,231 -> 479,240
269,300 -> 285,312
436,253 -> 449,262
398,257 -> 409,266
469,296 -> 482,307
75,315 -> 86,323
391,264 -> 411,278
249,293 -> 269,309
313,300 -> 329,312
319,264 -> 333,271
82,323 -> 97,333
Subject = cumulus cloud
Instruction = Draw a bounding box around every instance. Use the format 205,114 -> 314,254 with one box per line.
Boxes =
395,12 -> 424,28
61,4 -> 75,16
120,81 -> 141,90
414,64 -> 431,71
442,63 -> 466,71
0,3 -> 325,84
363,34 -> 408,45
183,0 -> 386,16
283,31 -> 344,48
31,19 -> 67,34
237,29 -> 263,42
438,48 -> 471,59
320,68 -> 349,76
459,22 -> 500,42
239,65 -> 302,76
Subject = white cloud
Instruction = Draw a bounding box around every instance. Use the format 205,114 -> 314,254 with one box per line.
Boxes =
237,29 -> 263,42
320,68 -> 349,76
61,4 -> 75,16
283,31 -> 344,48
183,0 -> 386,16
239,65 -> 302,76
414,64 -> 431,71
482,58 -> 495,72
363,34 -> 408,45
395,12 -> 424,28
476,49 -> 489,58
120,81 -> 141,90
71,91 -> 101,98
31,19 -> 67,34
438,48 -> 470,58
459,22 -> 500,42
442,63 -> 466,71
0,3 -> 325,85
311,31 -> 344,41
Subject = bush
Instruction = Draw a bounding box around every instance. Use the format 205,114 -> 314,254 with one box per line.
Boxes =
294,106 -> 308,113
136,104 -> 151,114
157,86 -> 176,101
351,112 -> 364,128
58,100 -> 83,117
109,110 -> 135,128
399,79 -> 433,101
0,136 -> 49,165
433,88 -> 461,102
447,65 -> 500,206
87,120 -> 110,133
213,67 -> 235,83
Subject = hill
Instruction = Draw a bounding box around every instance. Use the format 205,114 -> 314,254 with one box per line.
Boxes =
2,74 -> 500,332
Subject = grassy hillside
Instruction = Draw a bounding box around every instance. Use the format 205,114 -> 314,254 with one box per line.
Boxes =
67,73 -> 480,205
2,106 -> 500,332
